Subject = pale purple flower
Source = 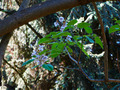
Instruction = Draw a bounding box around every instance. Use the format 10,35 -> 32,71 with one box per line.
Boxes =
59,16 -> 64,22
31,50 -> 37,56
60,24 -> 67,32
41,55 -> 48,61
54,21 -> 59,27
66,35 -> 72,42
38,45 -> 44,51
34,55 -> 48,66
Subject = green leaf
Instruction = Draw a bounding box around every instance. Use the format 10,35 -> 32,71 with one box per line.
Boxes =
67,42 -> 76,45
31,65 -> 39,69
81,48 -> 89,58
38,37 -> 52,44
64,26 -> 74,31
66,46 -> 73,53
22,59 -> 34,66
84,27 -> 93,34
50,43 -> 66,58
115,20 -> 120,24
109,25 -> 120,34
32,55 -> 36,58
77,22 -> 91,28
42,64 -> 54,71
52,32 -> 71,38
38,49 -> 49,55
73,36 -> 83,41
95,36 -> 103,49
67,20 -> 77,25
77,42 -> 89,57
49,53 -> 61,58
86,36 -> 94,43
45,32 -> 58,37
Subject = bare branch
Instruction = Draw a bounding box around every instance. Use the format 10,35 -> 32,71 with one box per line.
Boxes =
26,23 -> 43,38
92,2 -> 108,82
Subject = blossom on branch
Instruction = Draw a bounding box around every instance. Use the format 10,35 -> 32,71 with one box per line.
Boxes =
59,16 -> 64,22
66,35 -> 72,42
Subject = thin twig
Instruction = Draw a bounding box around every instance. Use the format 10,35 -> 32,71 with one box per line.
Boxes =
65,47 -> 78,64
59,66 -> 80,71
65,47 -> 105,82
26,23 -> 43,39
3,59 -> 29,89
117,49 -> 120,73
92,2 -> 108,82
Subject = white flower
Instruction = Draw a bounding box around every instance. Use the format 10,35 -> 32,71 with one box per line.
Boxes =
54,21 -> 59,27
66,35 -> 72,42
38,45 -> 44,51
59,16 -> 64,22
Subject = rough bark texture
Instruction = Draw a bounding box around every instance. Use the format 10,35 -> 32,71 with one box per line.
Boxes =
0,0 -> 119,37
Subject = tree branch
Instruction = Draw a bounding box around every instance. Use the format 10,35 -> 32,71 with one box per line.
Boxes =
92,2 -> 108,82
0,0 -> 119,37
65,47 -> 105,82
26,23 -> 43,38
3,59 -> 29,89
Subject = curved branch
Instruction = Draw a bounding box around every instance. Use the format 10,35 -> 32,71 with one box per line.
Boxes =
0,0 -> 119,37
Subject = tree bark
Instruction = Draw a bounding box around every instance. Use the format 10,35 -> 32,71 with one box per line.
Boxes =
0,0 -> 119,37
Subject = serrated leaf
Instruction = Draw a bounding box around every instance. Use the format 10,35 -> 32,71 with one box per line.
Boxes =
32,65 -> 39,69
77,22 -> 91,28
84,27 -> 93,34
42,64 -> 54,71
67,20 -> 77,25
22,59 -> 34,66
109,25 -> 120,34
95,36 -> 103,49
86,36 -> 94,43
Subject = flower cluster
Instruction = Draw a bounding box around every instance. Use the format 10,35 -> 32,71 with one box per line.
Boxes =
31,45 -> 48,66
54,16 -> 67,32
66,35 -> 72,42
54,16 -> 73,41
